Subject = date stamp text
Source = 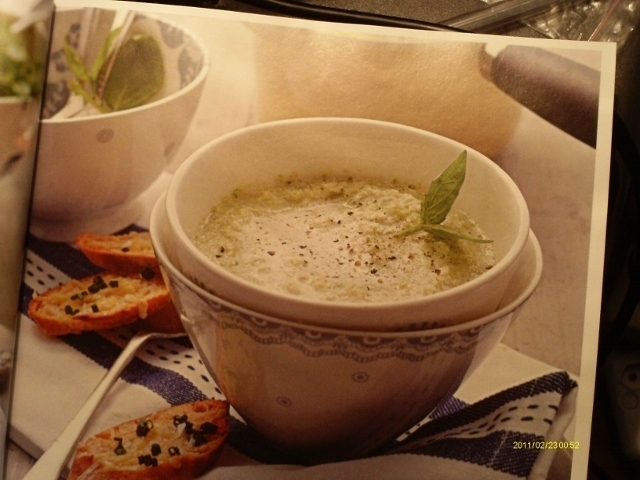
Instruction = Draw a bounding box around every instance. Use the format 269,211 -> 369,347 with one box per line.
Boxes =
513,441 -> 579,450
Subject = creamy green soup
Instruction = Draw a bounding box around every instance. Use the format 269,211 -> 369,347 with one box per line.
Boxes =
193,177 -> 494,303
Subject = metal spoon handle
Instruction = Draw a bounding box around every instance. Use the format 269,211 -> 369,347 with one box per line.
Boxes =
22,331 -> 180,480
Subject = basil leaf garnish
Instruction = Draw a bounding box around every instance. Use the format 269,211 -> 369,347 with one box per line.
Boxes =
421,150 -> 466,225
399,150 -> 492,244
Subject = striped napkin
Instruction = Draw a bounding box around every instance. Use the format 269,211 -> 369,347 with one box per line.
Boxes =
13,227 -> 577,480
204,371 -> 577,480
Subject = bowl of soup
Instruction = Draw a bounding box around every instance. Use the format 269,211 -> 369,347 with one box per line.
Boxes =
151,191 -> 542,459
165,117 -> 530,331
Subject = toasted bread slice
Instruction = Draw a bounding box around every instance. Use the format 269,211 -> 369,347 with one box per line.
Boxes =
75,232 -> 159,274
68,399 -> 230,480
28,272 -> 173,336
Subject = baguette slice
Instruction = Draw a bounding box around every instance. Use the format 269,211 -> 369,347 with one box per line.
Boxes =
68,399 -> 230,480
28,272 -> 173,336
75,232 -> 159,274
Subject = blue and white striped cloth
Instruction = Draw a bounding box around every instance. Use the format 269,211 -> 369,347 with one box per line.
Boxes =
14,230 -> 578,480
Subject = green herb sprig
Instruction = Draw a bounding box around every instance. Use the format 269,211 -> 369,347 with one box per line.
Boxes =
63,30 -> 164,113
398,151 -> 492,244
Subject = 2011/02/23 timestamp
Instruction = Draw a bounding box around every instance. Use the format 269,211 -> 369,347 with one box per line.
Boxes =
513,441 -> 579,450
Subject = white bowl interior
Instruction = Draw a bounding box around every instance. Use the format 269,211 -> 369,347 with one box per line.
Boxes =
172,118 -> 526,262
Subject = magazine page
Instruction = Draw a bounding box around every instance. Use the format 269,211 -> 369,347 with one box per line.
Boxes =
12,0 -> 615,478
0,0 -> 52,476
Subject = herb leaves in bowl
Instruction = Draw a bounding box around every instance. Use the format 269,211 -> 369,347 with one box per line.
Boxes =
63,29 -> 164,114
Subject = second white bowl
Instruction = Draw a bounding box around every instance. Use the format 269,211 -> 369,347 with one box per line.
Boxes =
30,9 -> 209,240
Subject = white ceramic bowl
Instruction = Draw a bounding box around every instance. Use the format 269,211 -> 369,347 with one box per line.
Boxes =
30,9 -> 209,241
166,117 -> 530,331
151,192 -> 542,460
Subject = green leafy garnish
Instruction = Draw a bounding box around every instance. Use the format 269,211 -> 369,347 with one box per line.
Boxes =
90,28 -> 122,82
63,28 -> 122,111
63,31 -> 164,113
0,14 -> 46,98
102,34 -> 164,111
63,36 -> 93,84
398,151 -> 492,244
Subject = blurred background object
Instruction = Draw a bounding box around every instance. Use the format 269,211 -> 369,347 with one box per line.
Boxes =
0,0 -> 52,478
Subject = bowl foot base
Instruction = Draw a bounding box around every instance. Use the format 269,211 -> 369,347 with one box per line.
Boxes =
29,200 -> 143,243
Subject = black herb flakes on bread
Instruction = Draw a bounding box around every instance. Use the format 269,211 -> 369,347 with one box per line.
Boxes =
28,272 -> 174,336
68,399 -> 230,480
75,231 -> 160,274
28,231 -> 184,336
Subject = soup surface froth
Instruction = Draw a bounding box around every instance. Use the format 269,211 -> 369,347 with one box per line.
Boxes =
193,177 -> 494,303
